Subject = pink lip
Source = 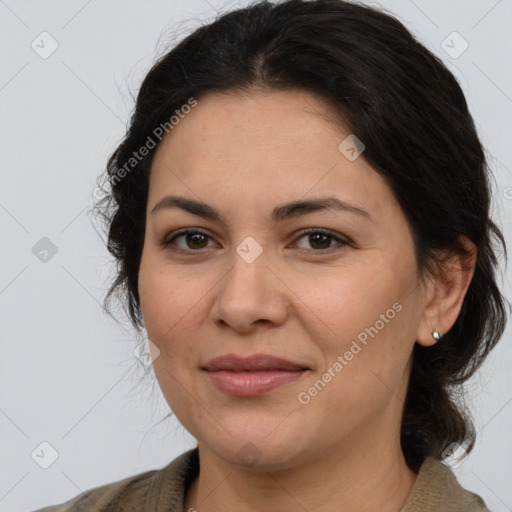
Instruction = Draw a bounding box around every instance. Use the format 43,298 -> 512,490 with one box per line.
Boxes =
206,370 -> 306,396
203,354 -> 309,397
203,353 -> 307,372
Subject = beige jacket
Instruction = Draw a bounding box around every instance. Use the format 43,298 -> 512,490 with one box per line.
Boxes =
34,448 -> 490,511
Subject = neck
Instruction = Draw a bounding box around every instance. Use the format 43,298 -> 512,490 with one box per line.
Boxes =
184,432 -> 417,512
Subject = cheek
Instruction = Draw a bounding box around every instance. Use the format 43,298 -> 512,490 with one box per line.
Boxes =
138,254 -> 178,340
138,256 -> 212,359
294,273 -> 413,429
293,262 -> 403,345
138,260 -> 205,410
293,260 -> 415,394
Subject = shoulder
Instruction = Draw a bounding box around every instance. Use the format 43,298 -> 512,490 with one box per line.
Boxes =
32,448 -> 199,512
401,457 -> 490,512
32,469 -> 158,512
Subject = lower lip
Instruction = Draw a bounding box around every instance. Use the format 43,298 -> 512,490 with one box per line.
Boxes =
205,369 -> 307,396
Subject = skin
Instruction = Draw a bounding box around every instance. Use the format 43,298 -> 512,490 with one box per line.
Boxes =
137,90 -> 476,512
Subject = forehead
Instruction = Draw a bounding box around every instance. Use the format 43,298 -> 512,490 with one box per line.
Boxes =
148,90 -> 397,222
154,89 -> 346,163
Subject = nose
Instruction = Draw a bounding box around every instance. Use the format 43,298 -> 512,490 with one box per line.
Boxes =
211,247 -> 289,334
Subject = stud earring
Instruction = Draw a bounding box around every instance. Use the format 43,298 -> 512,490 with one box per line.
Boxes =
432,330 -> 441,340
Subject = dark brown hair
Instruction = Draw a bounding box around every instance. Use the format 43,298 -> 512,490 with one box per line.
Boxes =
92,0 -> 509,472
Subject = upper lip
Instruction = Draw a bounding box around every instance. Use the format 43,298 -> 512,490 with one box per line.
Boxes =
203,353 -> 308,372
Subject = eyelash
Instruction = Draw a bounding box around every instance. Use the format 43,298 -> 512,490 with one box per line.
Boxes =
161,228 -> 350,255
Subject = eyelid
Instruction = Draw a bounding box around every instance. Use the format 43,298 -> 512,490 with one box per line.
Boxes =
162,227 -> 350,253
293,227 -> 350,244
162,228 -> 216,250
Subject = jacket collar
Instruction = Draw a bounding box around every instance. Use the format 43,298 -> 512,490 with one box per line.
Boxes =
147,448 -> 488,512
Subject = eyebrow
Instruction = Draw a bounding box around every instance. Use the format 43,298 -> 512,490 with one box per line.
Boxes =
151,195 -> 372,223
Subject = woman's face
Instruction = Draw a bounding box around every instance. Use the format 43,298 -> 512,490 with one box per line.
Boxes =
138,90 -> 434,470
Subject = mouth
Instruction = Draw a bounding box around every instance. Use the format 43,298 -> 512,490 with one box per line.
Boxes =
202,353 -> 309,396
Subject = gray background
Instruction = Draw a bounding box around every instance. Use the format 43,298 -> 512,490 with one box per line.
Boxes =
0,0 -> 511,511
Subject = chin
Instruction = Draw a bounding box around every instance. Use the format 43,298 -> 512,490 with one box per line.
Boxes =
190,413 -> 318,471
210,438 -> 306,471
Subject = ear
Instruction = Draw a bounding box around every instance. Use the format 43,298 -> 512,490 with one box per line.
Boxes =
415,236 -> 477,347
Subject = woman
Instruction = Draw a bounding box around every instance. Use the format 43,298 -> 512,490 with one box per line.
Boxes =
35,0 -> 508,510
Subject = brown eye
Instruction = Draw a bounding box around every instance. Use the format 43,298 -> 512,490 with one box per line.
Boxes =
293,229 -> 349,253
163,229 -> 214,251
307,232 -> 331,250
162,228 -> 349,255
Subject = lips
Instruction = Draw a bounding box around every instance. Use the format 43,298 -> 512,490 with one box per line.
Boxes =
203,353 -> 308,372
202,354 -> 309,396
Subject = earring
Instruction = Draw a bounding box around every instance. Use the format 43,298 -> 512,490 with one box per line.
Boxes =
432,330 -> 441,340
